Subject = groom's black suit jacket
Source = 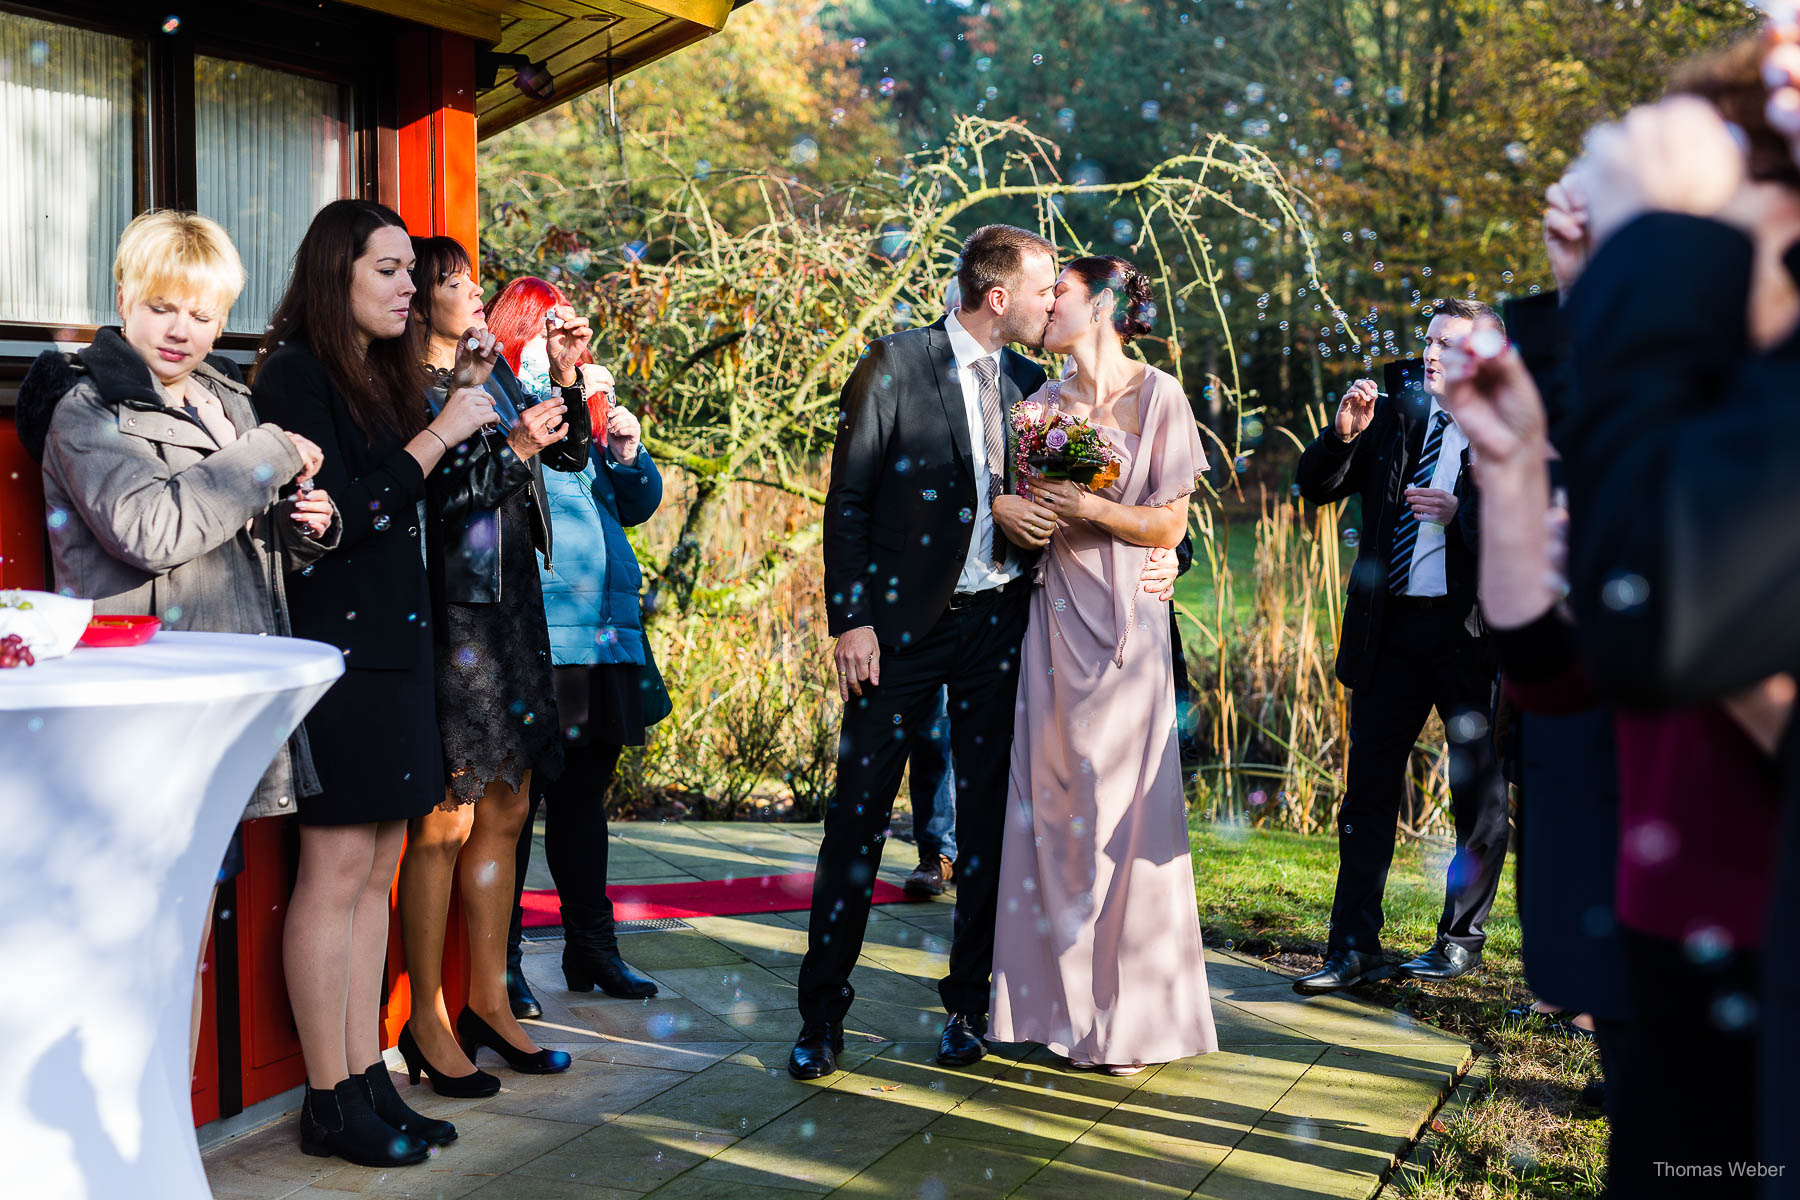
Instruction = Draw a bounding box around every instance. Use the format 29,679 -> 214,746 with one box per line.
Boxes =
824,317 -> 1047,649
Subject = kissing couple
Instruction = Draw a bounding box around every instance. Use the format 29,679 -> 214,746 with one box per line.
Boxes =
791,223 -> 1218,1080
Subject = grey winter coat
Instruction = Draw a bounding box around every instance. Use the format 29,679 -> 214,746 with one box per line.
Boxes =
26,328 -> 341,820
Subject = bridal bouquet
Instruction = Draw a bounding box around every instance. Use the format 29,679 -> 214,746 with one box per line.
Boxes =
1011,400 -> 1121,490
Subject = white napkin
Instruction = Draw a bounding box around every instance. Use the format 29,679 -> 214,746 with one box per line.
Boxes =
0,590 -> 96,660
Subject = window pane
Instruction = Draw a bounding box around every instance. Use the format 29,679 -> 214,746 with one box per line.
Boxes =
0,17 -> 137,327
195,57 -> 349,334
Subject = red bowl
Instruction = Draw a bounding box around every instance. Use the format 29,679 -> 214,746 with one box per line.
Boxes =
80,614 -> 162,648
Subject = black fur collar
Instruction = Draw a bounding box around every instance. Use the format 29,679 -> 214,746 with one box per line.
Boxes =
15,328 -> 244,463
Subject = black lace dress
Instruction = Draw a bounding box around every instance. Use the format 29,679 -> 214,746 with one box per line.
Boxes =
426,369 -> 563,801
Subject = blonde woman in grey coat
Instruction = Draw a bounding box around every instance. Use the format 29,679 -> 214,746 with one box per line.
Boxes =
18,210 -> 340,1073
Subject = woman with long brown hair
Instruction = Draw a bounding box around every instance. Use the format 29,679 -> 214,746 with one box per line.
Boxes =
392,237 -> 590,1094
252,199 -> 498,1166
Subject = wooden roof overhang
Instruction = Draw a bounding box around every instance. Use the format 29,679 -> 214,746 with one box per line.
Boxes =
339,0 -> 746,138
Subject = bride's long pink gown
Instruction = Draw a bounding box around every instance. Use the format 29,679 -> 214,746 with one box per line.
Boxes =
988,365 -> 1218,1067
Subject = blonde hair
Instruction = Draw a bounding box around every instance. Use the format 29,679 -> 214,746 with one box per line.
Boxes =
113,210 -> 246,319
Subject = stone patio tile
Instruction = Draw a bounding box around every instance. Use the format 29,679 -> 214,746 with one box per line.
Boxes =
641,1177 -> 823,1200
465,1177 -> 640,1199
510,1122 -> 738,1194
682,914 -> 812,970
1192,1123 -> 1389,1200
1201,949 -> 1304,994
838,995 -> 948,1044
483,1058 -> 690,1125
578,1039 -> 749,1074
1263,1043 -> 1470,1134
567,996 -> 744,1043
1218,984 -> 1467,1047
824,1038 -> 1015,1108
682,1090 -> 936,1193
654,962 -> 799,1018
918,1070 -> 1117,1153
204,1115 -> 339,1199
1095,1044 -> 1323,1143
1011,1158 -> 1192,1200
1211,999 -> 1333,1051
850,1132 -> 1052,1196
616,1044 -> 819,1138
307,1111 -> 587,1197
607,931 -> 750,972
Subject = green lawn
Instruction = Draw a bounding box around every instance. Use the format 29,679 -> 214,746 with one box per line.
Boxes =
1172,521 -> 1262,638
1189,818 -> 1610,1199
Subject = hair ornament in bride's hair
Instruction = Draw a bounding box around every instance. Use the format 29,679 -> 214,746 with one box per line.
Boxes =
1067,254 -> 1157,344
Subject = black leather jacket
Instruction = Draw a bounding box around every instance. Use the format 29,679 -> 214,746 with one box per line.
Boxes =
425,356 -> 592,606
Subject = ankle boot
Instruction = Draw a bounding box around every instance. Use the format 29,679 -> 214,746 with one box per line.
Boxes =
562,901 -> 658,998
506,930 -> 542,1020
299,1077 -> 429,1167
360,1061 -> 457,1147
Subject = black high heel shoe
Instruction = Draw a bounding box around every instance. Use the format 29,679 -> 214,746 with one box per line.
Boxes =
457,1006 -> 571,1075
396,1022 -> 501,1098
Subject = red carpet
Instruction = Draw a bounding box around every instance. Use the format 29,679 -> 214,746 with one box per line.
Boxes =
521,872 -> 914,927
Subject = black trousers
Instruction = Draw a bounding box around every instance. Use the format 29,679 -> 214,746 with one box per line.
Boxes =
1328,601 -> 1508,955
510,740 -> 625,949
1608,929 -> 1762,1197
796,583 -> 1029,1023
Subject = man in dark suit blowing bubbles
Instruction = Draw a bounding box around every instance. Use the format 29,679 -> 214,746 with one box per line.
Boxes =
1292,298 -> 1510,995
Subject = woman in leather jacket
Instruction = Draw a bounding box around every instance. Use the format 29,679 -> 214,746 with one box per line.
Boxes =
392,236 -> 593,1094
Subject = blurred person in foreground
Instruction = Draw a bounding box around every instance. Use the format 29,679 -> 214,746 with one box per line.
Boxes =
1446,37 -> 1800,1188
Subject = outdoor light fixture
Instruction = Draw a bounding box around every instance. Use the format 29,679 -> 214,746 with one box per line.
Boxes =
475,51 -> 555,101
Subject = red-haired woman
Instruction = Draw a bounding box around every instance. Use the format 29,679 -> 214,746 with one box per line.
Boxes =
488,278 -> 669,1021
393,238 -> 594,1095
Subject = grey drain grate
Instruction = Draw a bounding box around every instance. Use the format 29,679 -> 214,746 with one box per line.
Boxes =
522,917 -> 691,942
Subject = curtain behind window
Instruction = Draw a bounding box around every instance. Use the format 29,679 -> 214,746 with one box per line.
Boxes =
195,57 -> 349,334
0,18 -> 137,327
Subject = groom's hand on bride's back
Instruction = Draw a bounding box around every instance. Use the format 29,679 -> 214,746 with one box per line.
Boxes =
1141,547 -> 1180,601
993,494 -> 1057,549
834,626 -> 881,701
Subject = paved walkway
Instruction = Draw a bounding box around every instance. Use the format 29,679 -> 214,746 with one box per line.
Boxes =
203,821 -> 1475,1199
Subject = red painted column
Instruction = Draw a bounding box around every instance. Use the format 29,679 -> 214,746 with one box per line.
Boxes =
0,415 -> 48,590
384,26 -> 480,1050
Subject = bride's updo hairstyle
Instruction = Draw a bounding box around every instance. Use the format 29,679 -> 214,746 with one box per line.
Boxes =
1067,255 -> 1156,344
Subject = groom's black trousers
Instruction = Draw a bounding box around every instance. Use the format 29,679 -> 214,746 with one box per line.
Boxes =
797,580 -> 1030,1024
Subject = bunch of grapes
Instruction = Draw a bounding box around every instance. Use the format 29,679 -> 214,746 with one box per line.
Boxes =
0,633 -> 35,668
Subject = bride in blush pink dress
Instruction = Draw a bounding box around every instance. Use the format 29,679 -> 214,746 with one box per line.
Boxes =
988,254 -> 1217,1074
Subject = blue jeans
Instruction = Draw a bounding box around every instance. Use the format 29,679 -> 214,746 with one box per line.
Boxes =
909,685 -> 957,863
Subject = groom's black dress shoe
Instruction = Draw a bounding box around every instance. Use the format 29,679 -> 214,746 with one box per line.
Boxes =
1292,949 -> 1392,995
787,1020 -> 844,1080
937,1012 -> 988,1066
1398,938 -> 1480,982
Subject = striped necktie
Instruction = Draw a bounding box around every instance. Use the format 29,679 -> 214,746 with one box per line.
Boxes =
973,357 -> 1008,569
1388,410 -> 1453,595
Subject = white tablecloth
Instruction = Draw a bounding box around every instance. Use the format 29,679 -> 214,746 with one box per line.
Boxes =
0,632 -> 343,1200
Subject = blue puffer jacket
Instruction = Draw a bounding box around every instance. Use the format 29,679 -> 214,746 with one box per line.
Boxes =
538,442 -> 663,668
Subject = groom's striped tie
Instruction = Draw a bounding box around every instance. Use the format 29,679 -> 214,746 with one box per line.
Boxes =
1388,410 -> 1453,595
973,357 -> 1008,569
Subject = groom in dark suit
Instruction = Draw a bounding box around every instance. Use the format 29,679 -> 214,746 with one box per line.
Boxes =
1291,298 -> 1510,996
789,224 -> 1061,1079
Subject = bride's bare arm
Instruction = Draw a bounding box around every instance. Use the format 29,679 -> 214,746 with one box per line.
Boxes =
1033,477 -> 1187,548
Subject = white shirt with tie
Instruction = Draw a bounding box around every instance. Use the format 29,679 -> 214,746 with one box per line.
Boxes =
944,309 -> 1022,594
1402,397 -> 1469,598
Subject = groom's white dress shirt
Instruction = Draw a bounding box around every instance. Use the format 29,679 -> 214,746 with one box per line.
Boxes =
944,309 -> 1022,595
